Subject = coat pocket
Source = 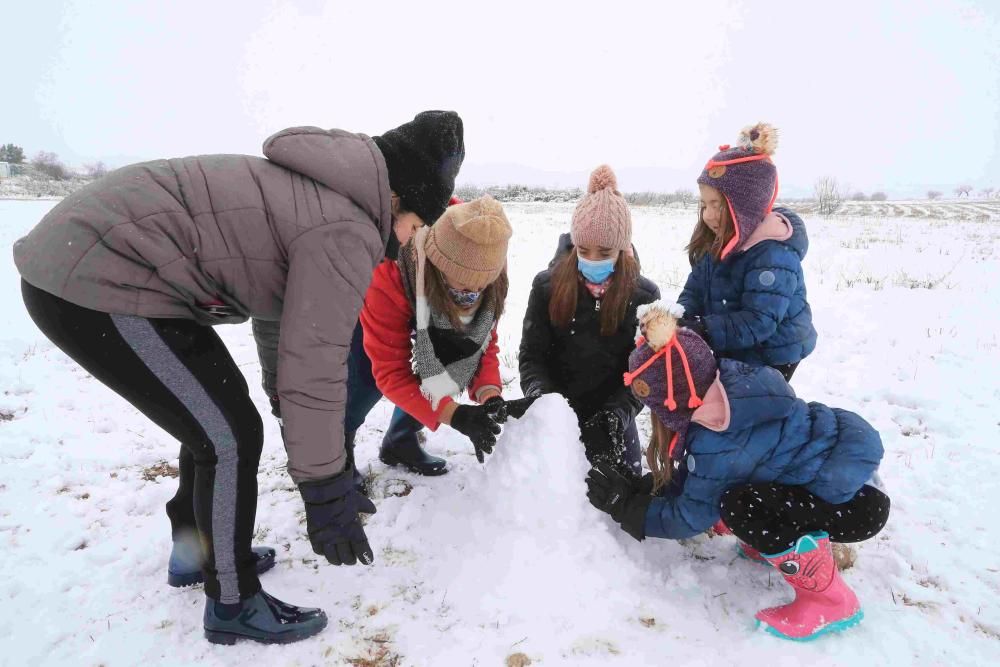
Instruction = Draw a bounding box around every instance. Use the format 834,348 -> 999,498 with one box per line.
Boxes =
193,301 -> 248,326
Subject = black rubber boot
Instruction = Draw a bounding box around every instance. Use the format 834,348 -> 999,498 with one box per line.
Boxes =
168,542 -> 277,588
203,590 -> 327,645
378,410 -> 447,476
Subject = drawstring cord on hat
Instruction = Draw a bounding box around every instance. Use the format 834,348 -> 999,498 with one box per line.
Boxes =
624,334 -> 702,461
623,335 -> 705,411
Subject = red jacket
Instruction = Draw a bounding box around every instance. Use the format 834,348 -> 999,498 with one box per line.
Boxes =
360,260 -> 502,430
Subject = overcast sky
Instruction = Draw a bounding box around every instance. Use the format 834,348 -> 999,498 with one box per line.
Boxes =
5,0 -> 1000,196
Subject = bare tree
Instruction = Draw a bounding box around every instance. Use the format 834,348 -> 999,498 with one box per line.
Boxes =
978,187 -> 994,199
954,184 -> 973,197
870,191 -> 888,201
814,176 -> 843,215
31,151 -> 69,180
84,162 -> 109,179
625,191 -> 668,206
674,189 -> 695,208
927,190 -> 942,200
850,191 -> 867,201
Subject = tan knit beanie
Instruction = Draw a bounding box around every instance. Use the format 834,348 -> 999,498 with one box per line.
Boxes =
570,165 -> 632,251
425,195 -> 512,289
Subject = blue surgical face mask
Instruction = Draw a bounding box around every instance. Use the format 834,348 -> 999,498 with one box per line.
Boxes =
578,256 -> 616,283
448,287 -> 482,308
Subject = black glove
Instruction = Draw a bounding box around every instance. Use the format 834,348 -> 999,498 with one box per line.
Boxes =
504,396 -> 539,420
580,409 -> 629,476
678,315 -> 708,341
450,404 -> 502,463
585,462 -> 651,542
482,396 -> 508,424
270,395 -> 287,441
483,396 -> 540,424
636,472 -> 655,495
298,467 -> 377,566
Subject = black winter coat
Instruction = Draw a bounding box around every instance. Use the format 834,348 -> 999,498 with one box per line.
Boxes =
519,269 -> 660,423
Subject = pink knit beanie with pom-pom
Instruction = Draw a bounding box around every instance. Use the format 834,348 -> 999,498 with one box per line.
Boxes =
570,164 -> 632,252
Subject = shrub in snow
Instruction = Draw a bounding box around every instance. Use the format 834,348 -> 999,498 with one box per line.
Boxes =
31,151 -> 69,181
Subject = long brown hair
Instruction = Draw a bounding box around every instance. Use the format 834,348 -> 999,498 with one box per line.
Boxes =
426,262 -> 509,330
646,418 -> 676,494
686,200 -> 735,265
548,249 -> 639,336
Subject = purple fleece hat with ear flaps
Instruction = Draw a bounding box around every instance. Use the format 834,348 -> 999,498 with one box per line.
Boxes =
696,123 -> 779,259
626,319 -> 717,460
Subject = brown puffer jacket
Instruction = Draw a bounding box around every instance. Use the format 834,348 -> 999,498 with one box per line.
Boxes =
13,127 -> 392,482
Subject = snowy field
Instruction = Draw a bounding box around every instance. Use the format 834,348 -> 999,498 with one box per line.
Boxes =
2,199 -> 999,666
791,198 -> 1000,221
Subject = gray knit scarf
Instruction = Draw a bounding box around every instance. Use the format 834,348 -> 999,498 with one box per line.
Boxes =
398,226 -> 496,409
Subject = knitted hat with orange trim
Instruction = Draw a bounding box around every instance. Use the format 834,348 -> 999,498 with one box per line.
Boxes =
624,301 -> 716,460
697,123 -> 779,260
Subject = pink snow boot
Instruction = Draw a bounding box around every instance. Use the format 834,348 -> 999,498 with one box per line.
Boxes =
711,519 -> 768,565
756,532 -> 863,641
738,541 -> 769,565
711,519 -> 733,536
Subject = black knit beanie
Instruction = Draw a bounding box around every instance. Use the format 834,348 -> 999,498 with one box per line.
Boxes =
373,110 -> 465,226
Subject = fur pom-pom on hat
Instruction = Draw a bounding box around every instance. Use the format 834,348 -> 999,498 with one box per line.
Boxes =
588,164 -> 619,194
738,122 -> 779,156
637,301 -> 684,351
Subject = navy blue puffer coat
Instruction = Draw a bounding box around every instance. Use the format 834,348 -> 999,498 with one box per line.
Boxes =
677,207 -> 816,366
644,359 -> 883,540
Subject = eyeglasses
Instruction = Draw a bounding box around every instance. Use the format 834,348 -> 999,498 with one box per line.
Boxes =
448,287 -> 482,307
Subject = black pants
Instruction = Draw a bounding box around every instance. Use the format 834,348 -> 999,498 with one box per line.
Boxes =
21,281 -> 262,602
720,482 -> 890,555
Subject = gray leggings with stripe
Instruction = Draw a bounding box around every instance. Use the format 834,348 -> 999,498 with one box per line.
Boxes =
22,281 -> 262,603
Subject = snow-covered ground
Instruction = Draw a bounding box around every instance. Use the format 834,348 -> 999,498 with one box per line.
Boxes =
2,199 -> 999,666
